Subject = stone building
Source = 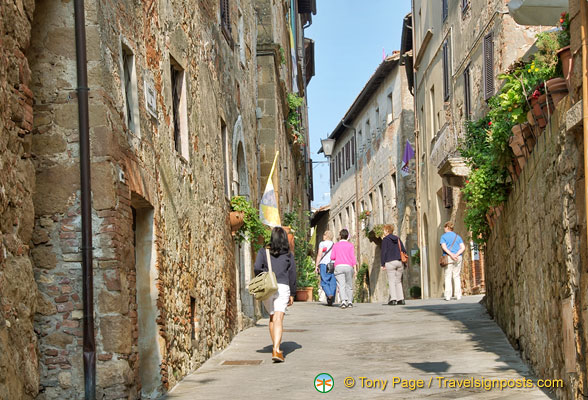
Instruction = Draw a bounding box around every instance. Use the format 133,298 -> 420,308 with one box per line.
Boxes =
483,0 -> 588,398
321,54 -> 418,303
0,0 -> 315,399
409,0 -> 543,298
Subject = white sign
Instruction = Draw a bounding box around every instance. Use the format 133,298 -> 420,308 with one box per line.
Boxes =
144,79 -> 157,119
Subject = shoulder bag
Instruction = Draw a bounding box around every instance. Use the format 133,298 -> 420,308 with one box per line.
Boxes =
397,239 -> 409,264
439,233 -> 458,267
324,243 -> 335,274
248,249 -> 278,301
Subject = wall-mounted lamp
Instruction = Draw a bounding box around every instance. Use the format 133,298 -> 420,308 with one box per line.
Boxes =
320,138 -> 336,157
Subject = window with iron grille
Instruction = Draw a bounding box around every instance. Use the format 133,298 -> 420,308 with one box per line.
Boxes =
442,39 -> 450,101
463,64 -> 471,120
220,0 -> 231,41
483,33 -> 494,100
461,0 -> 469,13
442,0 -> 448,22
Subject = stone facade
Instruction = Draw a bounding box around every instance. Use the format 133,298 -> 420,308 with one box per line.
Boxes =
412,0 -> 543,298
0,0 -> 315,399
484,1 -> 588,398
485,98 -> 586,400
0,1 -> 40,399
326,55 -> 418,302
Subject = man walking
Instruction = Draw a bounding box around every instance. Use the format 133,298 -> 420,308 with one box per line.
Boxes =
440,221 -> 465,301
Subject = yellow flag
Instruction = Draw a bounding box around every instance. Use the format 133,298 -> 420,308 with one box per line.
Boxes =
260,152 -> 281,227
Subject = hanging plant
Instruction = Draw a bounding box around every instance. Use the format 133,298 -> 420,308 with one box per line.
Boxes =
230,196 -> 270,252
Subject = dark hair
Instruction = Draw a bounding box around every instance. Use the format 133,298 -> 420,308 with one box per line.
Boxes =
270,227 -> 290,257
339,229 -> 349,240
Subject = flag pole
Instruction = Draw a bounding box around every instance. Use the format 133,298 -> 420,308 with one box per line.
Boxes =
268,151 -> 279,181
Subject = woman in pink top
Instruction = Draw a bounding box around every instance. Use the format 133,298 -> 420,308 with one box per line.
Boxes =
330,229 -> 357,308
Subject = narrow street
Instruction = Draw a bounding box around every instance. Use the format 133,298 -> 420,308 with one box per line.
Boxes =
165,296 -> 555,399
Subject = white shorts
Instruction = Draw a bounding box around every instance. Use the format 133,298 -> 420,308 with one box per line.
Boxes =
262,284 -> 291,315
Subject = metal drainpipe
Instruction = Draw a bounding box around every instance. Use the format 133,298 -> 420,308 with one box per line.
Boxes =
73,0 -> 95,398
341,120 -> 361,270
581,0 -> 588,264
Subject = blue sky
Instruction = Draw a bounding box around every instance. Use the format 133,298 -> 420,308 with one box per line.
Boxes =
306,0 -> 412,208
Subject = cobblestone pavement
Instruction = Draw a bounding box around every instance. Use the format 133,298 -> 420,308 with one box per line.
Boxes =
164,295 -> 556,399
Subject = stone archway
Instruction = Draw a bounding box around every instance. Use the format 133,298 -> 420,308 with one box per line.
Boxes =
231,117 -> 254,321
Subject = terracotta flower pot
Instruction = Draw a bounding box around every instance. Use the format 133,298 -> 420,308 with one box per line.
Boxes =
545,77 -> 568,108
229,211 -> 245,232
532,94 -> 548,128
539,93 -> 555,121
557,45 -> 572,91
295,287 -> 313,302
282,226 -> 295,253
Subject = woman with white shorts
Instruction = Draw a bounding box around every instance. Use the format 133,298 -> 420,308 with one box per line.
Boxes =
254,227 -> 297,362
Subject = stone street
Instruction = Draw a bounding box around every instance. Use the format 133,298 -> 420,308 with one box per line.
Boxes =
165,295 -> 556,399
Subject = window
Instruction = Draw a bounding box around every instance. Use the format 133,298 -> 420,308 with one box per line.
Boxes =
464,64 -> 471,120
375,108 -> 380,133
483,33 -> 494,100
338,152 -> 342,180
462,0 -> 469,13
378,183 -> 385,224
330,159 -> 334,187
345,141 -> 350,171
221,120 -> 230,197
429,85 -> 437,136
170,57 -> 189,160
443,185 -> 453,208
442,39 -> 450,101
368,192 -> 374,212
345,206 -> 350,230
387,93 -> 393,124
351,202 -> 356,232
391,173 -> 397,208
220,0 -> 231,35
351,135 -> 356,166
442,0 -> 448,22
121,44 -> 139,135
341,145 -> 346,173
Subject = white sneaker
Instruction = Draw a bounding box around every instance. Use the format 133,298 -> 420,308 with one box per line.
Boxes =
444,298 -> 450,301
456,296 -> 462,300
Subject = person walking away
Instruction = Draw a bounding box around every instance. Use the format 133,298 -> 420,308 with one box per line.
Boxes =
440,221 -> 465,301
380,225 -> 408,305
330,229 -> 357,309
253,227 -> 296,362
315,230 -> 337,306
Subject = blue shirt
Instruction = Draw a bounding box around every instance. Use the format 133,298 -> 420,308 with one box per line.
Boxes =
440,232 -> 463,255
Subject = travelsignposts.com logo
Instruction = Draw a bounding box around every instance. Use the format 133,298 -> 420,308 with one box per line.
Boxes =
314,373 -> 334,393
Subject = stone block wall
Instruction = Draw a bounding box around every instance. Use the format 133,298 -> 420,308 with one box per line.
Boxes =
485,98 -> 586,400
0,1 -> 40,399
26,0 -> 260,399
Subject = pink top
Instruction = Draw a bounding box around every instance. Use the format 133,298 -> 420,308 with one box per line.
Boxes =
330,240 -> 357,267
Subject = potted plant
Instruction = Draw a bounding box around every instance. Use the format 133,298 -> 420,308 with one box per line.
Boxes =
556,12 -> 572,89
296,255 -> 318,301
230,196 -> 270,252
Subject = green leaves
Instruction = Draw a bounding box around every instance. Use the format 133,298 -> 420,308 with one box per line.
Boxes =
230,196 -> 270,252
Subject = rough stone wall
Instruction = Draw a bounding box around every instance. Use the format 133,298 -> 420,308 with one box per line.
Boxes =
0,1 -> 40,399
27,0 -> 260,398
255,0 -> 310,222
485,99 -> 585,400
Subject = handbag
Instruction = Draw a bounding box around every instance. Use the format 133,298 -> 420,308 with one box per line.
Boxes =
324,243 -> 335,274
439,233 -> 458,267
397,239 -> 409,264
248,249 -> 278,301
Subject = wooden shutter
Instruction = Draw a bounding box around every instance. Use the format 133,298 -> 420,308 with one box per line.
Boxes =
338,152 -> 342,180
351,136 -> 356,165
345,141 -> 350,170
443,185 -> 453,208
442,0 -> 448,21
442,39 -> 450,100
330,159 -> 334,187
464,65 -> 471,120
483,33 -> 494,100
